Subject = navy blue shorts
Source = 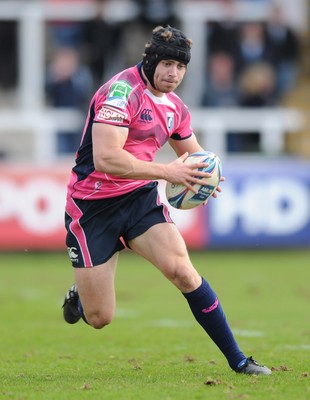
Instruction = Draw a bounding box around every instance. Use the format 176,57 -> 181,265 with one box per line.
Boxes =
65,182 -> 172,267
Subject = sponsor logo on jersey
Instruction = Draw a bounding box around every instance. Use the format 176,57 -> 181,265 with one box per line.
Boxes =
140,108 -> 153,122
98,105 -> 127,123
106,80 -> 132,109
67,247 -> 79,263
166,112 -> 174,131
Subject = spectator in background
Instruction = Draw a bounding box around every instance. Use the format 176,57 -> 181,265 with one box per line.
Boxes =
265,3 -> 300,96
231,59 -> 277,153
234,22 -> 273,75
45,46 -> 93,154
201,52 -> 238,107
120,0 -> 180,67
207,1 -> 239,58
82,0 -> 122,86
45,0 -> 86,49
231,25 -> 278,152
203,19 -> 278,152
223,21 -> 280,105
238,61 -> 277,107
133,0 -> 180,29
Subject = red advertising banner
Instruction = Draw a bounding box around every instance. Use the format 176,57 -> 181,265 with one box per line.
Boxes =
0,165 -> 203,251
0,165 -> 69,250
3,161 -> 308,251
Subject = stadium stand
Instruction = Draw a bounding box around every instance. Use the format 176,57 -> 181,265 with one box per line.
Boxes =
0,0 -> 308,161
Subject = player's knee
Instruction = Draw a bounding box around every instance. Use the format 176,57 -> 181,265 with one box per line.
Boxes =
86,312 -> 114,329
168,265 -> 200,293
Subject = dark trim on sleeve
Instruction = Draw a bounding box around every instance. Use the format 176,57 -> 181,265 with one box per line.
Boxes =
170,132 -> 192,141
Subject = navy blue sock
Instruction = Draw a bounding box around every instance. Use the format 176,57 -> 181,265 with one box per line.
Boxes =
78,298 -> 89,324
183,277 -> 246,370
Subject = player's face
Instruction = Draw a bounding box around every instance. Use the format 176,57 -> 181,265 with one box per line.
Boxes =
152,60 -> 187,94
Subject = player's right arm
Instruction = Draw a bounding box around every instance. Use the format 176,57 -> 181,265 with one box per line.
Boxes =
92,122 -> 211,189
169,132 -> 225,198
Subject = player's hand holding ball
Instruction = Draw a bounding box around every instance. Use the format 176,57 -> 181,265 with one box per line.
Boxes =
165,151 -> 223,209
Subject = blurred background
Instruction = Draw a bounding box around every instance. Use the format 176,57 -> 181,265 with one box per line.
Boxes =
0,0 -> 309,251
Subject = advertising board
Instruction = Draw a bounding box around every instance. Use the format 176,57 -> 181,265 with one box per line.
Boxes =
0,159 -> 309,250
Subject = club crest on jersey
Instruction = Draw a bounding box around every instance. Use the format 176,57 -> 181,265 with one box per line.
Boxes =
106,80 -> 132,109
166,112 -> 174,131
98,105 -> 127,123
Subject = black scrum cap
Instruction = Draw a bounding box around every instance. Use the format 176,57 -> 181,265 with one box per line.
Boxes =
142,25 -> 192,89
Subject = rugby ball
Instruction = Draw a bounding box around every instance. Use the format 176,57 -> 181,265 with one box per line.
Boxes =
165,151 -> 222,210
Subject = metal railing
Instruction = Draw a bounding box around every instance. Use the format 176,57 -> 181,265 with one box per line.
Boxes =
0,1 -> 306,163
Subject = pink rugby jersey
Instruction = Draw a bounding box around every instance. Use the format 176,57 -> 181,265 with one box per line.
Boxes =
67,63 -> 193,200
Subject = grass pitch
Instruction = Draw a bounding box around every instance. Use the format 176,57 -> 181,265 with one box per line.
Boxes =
0,249 -> 309,399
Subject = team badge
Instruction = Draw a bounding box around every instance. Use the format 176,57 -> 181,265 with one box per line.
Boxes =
106,80 -> 132,109
166,112 -> 174,131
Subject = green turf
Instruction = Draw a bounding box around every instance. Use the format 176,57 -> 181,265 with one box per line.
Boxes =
0,249 -> 309,399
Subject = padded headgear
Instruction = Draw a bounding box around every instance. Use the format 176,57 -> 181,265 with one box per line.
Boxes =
142,26 -> 192,89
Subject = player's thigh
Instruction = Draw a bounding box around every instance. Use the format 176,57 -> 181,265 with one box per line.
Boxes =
74,252 -> 119,317
128,223 -> 201,291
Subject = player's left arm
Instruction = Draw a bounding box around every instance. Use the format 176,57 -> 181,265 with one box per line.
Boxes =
168,133 -> 203,157
168,133 -> 224,198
